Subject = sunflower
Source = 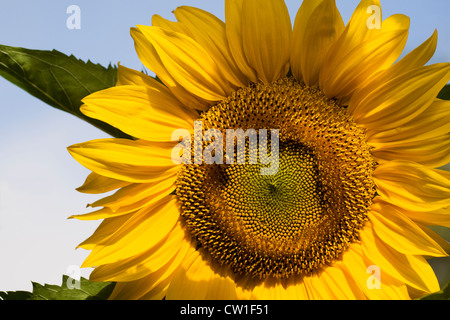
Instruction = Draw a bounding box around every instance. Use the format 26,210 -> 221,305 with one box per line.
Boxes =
68,0 -> 450,300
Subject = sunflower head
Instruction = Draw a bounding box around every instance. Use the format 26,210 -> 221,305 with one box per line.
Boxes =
69,0 -> 450,300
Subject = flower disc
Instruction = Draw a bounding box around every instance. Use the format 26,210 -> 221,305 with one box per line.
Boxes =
176,78 -> 377,279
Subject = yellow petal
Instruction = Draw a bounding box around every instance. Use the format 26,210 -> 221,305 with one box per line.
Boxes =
249,278 -> 309,300
81,85 -> 197,142
225,0 -> 258,83
349,63 -> 450,131
82,195 -> 180,267
303,264 -> 366,300
90,222 -> 189,282
291,0 -> 344,86
76,214 -> 133,249
417,224 -> 450,254
390,29 -> 437,71
109,274 -> 172,300
360,223 -> 441,295
241,0 -> 292,83
319,264 -> 367,300
72,175 -> 177,222
174,6 -> 248,87
68,139 -> 178,183
137,280 -> 171,300
321,13 -> 410,100
76,172 -> 129,194
89,177 -> 175,211
319,0 -> 383,95
70,207 -> 128,221
369,201 -> 447,257
277,278 -> 309,300
371,134 -> 450,168
367,99 -> 450,143
131,27 -> 210,111
356,30 -> 438,93
72,179 -> 177,221
246,277 -> 308,300
166,249 -> 238,300
137,25 -> 232,101
341,244 -> 410,300
116,63 -> 161,88
399,206 -> 450,228
109,237 -> 194,300
290,0 -> 323,82
373,161 -> 450,212
303,271 -> 336,299
151,14 -> 190,35
341,0 -> 382,47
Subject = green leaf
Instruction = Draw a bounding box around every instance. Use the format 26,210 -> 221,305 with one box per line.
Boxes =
0,276 -> 115,300
419,282 -> 450,300
0,290 -> 33,300
438,84 -> 450,100
0,44 -> 131,139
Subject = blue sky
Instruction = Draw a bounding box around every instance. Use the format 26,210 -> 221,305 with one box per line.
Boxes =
0,0 -> 449,292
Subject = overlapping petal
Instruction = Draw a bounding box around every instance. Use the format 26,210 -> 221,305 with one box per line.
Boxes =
315,264 -> 367,300
151,14 -> 190,35
166,250 -> 238,300
174,6 -> 249,88
369,200 -> 447,257
131,27 -> 210,111
76,172 -> 130,194
360,224 -> 441,296
76,214 -> 133,250
371,134 -> 450,168
341,245 -> 410,300
395,206 -> 450,228
225,0 -> 258,83
320,0 -> 410,100
248,278 -> 308,300
373,161 -> 450,212
137,25 -> 232,101
81,85 -> 197,142
354,30 -> 438,93
82,195 -> 181,267
367,99 -> 450,143
291,0 -> 344,86
90,222 -> 191,283
349,63 -> 450,131
241,0 -> 292,83
68,139 -> 178,183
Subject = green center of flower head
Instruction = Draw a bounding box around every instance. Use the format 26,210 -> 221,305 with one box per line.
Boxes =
176,77 -> 376,280
223,142 -> 323,242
